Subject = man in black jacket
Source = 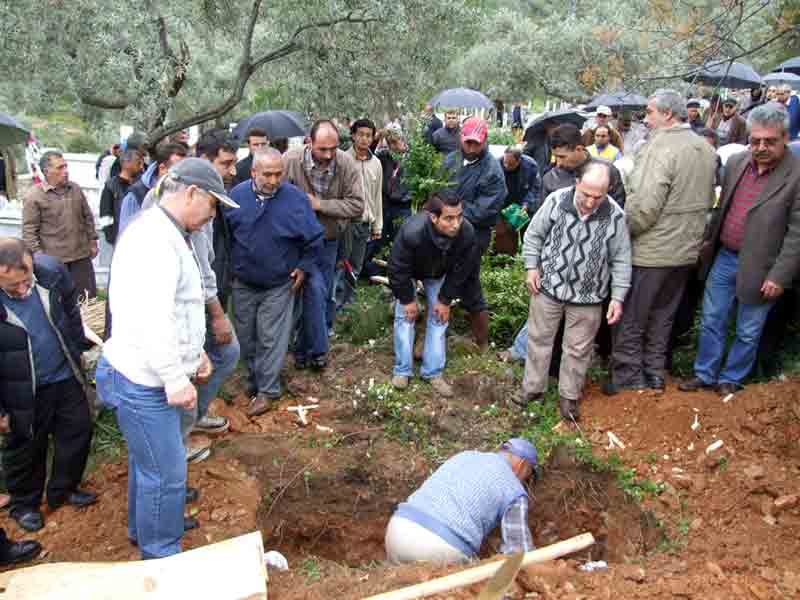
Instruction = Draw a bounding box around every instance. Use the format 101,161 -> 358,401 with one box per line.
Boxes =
0,238 -> 95,532
232,127 -> 269,188
541,124 -> 626,207
442,116 -> 507,350
99,149 -> 142,246
388,194 -> 478,397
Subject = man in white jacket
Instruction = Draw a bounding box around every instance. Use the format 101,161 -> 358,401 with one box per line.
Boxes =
96,159 -> 239,559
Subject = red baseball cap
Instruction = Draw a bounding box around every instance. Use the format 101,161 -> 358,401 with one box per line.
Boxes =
461,116 -> 488,144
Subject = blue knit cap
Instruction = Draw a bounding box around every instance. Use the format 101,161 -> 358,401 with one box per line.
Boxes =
501,438 -> 538,466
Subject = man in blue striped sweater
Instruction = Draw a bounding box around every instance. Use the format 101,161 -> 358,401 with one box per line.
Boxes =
385,438 -> 538,564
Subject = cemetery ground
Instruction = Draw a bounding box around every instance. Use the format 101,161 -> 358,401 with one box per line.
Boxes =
1,260 -> 799,599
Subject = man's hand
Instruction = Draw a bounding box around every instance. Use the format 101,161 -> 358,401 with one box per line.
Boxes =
290,268 -> 306,293
607,300 -> 624,325
193,352 -> 214,386
432,301 -> 450,324
210,313 -> 233,345
0,414 -> 10,434
167,382 -> 197,410
308,194 -> 322,211
526,269 -> 542,295
761,279 -> 784,300
90,239 -> 99,258
403,301 -> 419,323
371,231 -> 382,241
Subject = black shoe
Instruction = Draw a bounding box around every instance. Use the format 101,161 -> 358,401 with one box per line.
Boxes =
11,509 -> 44,532
294,356 -> 309,370
601,381 -> 646,396
186,487 -> 200,504
0,539 -> 42,566
49,489 -> 97,510
677,376 -> 716,392
310,354 -> 328,371
129,517 -> 199,546
510,391 -> 543,408
645,374 -> 666,391
245,382 -> 258,397
717,382 -> 741,397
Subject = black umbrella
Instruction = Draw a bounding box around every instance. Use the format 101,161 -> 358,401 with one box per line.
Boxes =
232,110 -> 309,141
586,91 -> 648,111
773,56 -> 800,76
429,88 -> 494,110
0,112 -> 30,146
523,110 -> 587,143
684,61 -> 762,89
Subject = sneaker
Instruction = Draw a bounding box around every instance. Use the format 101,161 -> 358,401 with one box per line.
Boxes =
310,354 -> 328,371
391,375 -> 409,390
186,441 -> 211,464
428,376 -> 453,398
246,393 -> 277,417
192,415 -> 230,434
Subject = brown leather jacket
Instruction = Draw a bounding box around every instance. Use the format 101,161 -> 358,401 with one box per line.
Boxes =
700,150 -> 800,304
22,181 -> 98,263
282,147 -> 364,240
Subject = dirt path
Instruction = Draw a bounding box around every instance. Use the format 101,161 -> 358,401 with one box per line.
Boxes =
2,342 -> 799,599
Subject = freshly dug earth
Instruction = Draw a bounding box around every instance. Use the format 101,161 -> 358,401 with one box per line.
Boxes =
1,341 -> 799,600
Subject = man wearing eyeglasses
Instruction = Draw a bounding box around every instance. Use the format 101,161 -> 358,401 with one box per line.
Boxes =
680,103 -> 800,398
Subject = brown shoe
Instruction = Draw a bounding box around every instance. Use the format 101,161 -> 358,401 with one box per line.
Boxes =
246,393 -> 276,417
428,376 -> 453,398
717,382 -> 741,397
678,376 -> 716,392
391,375 -> 409,390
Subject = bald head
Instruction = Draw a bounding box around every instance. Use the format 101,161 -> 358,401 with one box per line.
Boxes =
575,161 -> 610,216
251,147 -> 284,196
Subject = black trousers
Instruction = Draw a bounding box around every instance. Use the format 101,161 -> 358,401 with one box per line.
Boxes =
611,265 -> 692,385
3,377 -> 93,511
65,257 -> 97,300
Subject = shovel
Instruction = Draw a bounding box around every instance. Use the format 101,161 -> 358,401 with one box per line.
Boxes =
476,551 -> 524,600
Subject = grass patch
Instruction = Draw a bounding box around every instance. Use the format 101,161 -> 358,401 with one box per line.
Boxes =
88,408 -> 125,470
335,285 -> 393,346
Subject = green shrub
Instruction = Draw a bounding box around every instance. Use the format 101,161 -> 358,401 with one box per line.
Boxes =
65,132 -> 102,153
487,128 -> 516,146
401,120 -> 453,211
480,253 -> 528,344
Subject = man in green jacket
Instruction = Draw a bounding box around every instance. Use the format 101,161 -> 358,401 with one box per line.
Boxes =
605,89 -> 717,394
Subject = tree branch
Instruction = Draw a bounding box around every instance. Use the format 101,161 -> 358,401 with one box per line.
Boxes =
79,93 -> 133,110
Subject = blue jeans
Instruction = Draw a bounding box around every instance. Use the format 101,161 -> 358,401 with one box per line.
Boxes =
510,323 -> 528,361
694,248 -> 775,386
393,278 -> 448,379
97,356 -> 186,559
180,324 -> 240,437
297,239 -> 337,359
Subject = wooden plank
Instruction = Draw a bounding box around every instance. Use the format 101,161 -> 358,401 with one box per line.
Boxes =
363,532 -> 595,600
2,531 -> 267,599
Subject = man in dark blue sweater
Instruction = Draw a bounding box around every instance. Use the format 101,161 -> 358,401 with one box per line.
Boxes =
227,149 -> 324,416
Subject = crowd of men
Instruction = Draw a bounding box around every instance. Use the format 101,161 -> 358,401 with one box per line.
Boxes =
0,83 -> 797,567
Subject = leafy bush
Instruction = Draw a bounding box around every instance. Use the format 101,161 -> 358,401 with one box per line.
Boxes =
480,253 -> 529,344
401,119 -> 453,211
487,128 -> 516,146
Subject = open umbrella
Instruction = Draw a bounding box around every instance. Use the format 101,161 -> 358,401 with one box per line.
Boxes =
773,56 -> 800,76
763,71 -> 800,89
0,112 -> 30,146
429,88 -> 494,110
523,110 -> 587,142
232,110 -> 309,141
586,91 -> 647,111
684,61 -> 762,89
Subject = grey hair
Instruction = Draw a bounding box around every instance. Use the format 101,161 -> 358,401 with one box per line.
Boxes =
747,103 -> 790,134
252,147 -> 282,168
779,84 -> 793,93
39,150 -> 63,173
504,145 -> 523,160
650,89 -> 688,121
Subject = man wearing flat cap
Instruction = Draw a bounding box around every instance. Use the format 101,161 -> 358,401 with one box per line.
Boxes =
687,99 -> 705,132
385,438 -> 538,564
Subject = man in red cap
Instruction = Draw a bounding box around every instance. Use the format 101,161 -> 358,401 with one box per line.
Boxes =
441,116 -> 507,351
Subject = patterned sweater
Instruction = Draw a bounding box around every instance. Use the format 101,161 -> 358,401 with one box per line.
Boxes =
523,186 -> 632,304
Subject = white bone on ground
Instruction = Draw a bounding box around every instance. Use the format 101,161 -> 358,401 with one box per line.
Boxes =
286,405 -> 319,412
705,440 -> 724,454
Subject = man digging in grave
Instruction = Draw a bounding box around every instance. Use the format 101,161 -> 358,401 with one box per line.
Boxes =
385,438 -> 538,564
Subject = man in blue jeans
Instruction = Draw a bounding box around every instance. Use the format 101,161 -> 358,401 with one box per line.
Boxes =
388,193 -> 479,397
680,104 -> 800,397
99,159 -> 240,559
